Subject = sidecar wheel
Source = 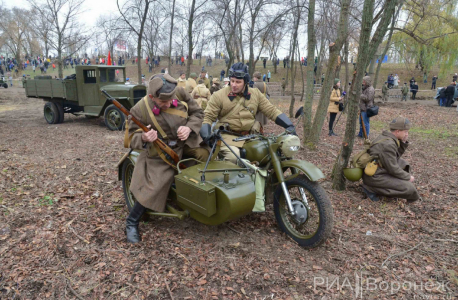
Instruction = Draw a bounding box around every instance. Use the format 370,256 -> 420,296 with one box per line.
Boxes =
121,158 -> 137,213
273,175 -> 333,248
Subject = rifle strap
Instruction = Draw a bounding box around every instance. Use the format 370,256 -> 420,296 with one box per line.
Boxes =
143,97 -> 168,139
263,83 -> 266,96
163,100 -> 188,118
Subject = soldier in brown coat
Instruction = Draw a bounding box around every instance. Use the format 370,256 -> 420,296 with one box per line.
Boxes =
252,71 -> 270,126
210,78 -> 222,94
361,117 -> 420,202
200,62 -> 296,163
125,73 -> 209,243
200,70 -> 211,89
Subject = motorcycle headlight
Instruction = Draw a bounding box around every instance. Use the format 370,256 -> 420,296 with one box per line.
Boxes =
279,135 -> 301,158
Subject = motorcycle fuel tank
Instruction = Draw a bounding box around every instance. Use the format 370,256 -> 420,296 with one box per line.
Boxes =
174,161 -> 255,225
242,139 -> 270,166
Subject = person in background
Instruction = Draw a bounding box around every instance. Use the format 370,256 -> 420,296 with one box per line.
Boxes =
185,72 -> 198,94
382,81 -> 388,102
177,72 -> 187,88
220,69 -> 225,81
431,75 -> 438,90
393,74 -> 399,88
452,73 -> 457,83
327,78 -> 343,136
223,77 -> 230,87
410,81 -> 418,100
357,76 -> 375,138
267,70 -> 271,83
401,83 -> 409,101
444,81 -> 456,107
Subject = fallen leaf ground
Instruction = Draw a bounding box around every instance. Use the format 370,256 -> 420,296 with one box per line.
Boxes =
0,86 -> 457,300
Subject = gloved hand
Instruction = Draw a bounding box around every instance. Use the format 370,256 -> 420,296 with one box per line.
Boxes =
199,123 -> 213,146
275,113 -> 297,135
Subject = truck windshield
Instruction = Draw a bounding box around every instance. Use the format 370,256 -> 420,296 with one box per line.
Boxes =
108,69 -> 124,82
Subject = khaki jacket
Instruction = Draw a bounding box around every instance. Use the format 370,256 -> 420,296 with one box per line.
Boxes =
252,81 -> 271,126
204,86 -> 282,146
327,88 -> 341,114
127,87 -> 204,211
177,77 -> 187,88
200,76 -> 211,89
191,84 -> 211,109
185,78 -> 197,94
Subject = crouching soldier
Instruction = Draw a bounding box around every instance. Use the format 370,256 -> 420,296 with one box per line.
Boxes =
125,73 -> 209,243
361,116 -> 420,202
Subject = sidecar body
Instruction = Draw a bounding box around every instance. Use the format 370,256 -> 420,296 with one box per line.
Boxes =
120,151 -> 256,225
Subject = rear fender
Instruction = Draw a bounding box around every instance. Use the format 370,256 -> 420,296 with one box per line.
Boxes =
117,150 -> 141,181
276,159 -> 325,182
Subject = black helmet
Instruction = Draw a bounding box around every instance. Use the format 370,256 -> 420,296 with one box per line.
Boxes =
228,62 -> 250,83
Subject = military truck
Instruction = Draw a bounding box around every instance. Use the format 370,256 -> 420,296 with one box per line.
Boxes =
24,65 -> 147,130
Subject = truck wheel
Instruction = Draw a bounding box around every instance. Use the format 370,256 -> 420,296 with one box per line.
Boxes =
104,104 -> 125,131
55,102 -> 64,123
44,102 -> 60,124
3,83 -> 8,88
121,158 -> 136,213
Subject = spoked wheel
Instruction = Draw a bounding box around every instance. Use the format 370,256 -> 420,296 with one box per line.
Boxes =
273,175 -> 333,248
121,158 -> 137,212
104,104 -> 125,131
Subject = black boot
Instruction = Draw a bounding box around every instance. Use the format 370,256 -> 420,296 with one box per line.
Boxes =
126,201 -> 146,243
329,130 -> 337,136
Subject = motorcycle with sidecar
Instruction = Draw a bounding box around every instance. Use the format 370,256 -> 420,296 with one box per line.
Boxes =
118,108 -> 334,248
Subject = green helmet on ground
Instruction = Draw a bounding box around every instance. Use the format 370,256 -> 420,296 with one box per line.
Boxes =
343,168 -> 363,181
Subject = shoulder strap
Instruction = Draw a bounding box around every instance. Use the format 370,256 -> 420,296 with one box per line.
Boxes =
143,96 -> 168,139
163,99 -> 188,118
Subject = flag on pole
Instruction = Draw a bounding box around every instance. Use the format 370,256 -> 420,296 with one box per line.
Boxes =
107,51 -> 112,65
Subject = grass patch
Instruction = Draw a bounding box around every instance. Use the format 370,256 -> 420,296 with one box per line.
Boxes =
38,194 -> 57,206
369,120 -> 386,131
409,127 -> 458,139
444,146 -> 458,157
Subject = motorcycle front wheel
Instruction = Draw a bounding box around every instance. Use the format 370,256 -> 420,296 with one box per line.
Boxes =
273,175 -> 333,248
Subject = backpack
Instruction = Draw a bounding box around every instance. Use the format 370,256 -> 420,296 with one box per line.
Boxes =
350,138 -> 394,169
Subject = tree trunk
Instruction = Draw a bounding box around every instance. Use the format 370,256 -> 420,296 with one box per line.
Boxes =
331,0 -> 397,190
167,0 -> 176,71
367,53 -> 378,77
136,0 -> 150,84
373,1 -> 403,88
186,0 -> 197,78
302,0 -> 316,141
288,0 -> 302,118
344,38 -> 349,92
306,0 -> 350,147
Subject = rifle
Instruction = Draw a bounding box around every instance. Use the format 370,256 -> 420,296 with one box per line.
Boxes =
101,90 -> 186,170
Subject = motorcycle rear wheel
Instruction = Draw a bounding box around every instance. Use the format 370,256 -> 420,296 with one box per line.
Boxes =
121,158 -> 137,212
274,175 -> 333,248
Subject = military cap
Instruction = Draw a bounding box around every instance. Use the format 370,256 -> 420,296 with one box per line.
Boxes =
201,69 -> 207,73
223,77 -> 230,82
253,72 -> 262,79
189,72 -> 197,79
212,78 -> 220,84
389,116 -> 411,131
148,73 -> 177,101
334,78 -> 340,85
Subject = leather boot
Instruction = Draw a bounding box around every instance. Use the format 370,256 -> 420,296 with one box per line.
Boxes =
126,201 -> 146,243
329,130 -> 337,136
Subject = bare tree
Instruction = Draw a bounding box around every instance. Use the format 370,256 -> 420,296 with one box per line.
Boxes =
168,0 -> 177,70
28,0 -> 90,78
117,0 -> 153,84
96,14 -> 124,58
0,8 -> 30,67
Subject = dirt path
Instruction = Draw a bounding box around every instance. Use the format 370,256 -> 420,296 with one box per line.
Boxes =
0,88 -> 457,299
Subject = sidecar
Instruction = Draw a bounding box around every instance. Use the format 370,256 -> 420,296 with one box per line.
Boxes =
119,151 -> 257,225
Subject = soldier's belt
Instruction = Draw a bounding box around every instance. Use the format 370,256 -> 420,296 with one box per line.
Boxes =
159,139 -> 178,147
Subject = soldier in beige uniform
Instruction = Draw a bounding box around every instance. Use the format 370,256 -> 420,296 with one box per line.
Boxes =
252,71 -> 270,126
125,73 -> 209,243
200,63 -> 296,163
200,70 -> 211,89
185,72 -> 197,94
177,72 -> 187,88
210,78 -> 222,94
191,79 -> 211,110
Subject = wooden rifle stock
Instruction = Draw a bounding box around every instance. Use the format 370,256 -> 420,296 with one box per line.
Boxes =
102,90 -> 185,169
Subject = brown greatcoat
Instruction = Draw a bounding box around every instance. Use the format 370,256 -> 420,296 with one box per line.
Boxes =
327,88 -> 341,113
252,81 -> 270,126
204,86 -> 282,147
128,87 -> 206,212
362,130 -> 419,201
